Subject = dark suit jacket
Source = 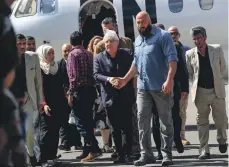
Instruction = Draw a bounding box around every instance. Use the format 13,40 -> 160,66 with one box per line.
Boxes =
174,42 -> 189,100
58,58 -> 69,93
93,48 -> 135,107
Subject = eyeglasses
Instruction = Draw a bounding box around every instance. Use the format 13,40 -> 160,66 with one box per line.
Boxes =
170,32 -> 179,36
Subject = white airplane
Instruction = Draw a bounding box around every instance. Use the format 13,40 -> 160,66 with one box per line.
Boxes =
10,0 -> 228,62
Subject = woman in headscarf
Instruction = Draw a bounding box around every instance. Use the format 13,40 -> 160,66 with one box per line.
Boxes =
35,44 -> 69,167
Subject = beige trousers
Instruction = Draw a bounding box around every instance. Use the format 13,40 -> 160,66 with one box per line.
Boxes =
22,92 -> 35,156
179,96 -> 189,139
195,87 -> 228,155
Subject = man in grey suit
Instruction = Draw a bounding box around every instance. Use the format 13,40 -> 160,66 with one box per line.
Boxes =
186,26 -> 228,159
11,34 -> 43,166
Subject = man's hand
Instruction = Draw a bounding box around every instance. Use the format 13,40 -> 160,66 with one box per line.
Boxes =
162,79 -> 173,94
108,77 -> 119,86
181,92 -> 189,99
68,95 -> 73,107
44,105 -> 51,116
113,77 -> 127,89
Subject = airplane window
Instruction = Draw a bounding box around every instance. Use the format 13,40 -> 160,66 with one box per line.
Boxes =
40,0 -> 56,14
199,0 -> 214,10
168,0 -> 183,13
15,0 -> 37,17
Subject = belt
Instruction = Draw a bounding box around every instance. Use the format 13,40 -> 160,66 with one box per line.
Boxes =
198,85 -> 214,89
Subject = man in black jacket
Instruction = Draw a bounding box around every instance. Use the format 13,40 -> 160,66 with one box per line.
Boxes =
94,30 -> 135,164
58,44 -> 82,150
152,41 -> 189,158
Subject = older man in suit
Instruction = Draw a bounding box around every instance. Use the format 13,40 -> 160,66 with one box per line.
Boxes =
94,17 -> 140,158
10,34 -> 43,167
186,26 -> 228,159
94,30 -> 135,164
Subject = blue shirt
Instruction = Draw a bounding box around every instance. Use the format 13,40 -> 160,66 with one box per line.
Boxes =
133,25 -> 178,90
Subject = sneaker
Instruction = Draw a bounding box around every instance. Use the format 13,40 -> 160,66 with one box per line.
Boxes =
81,152 -> 102,162
219,144 -> 227,153
182,139 -> 190,145
58,145 -> 71,151
162,156 -> 173,166
134,156 -> 156,166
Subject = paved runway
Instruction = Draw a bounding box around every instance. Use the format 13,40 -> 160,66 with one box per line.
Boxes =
58,130 -> 228,167
56,85 -> 228,166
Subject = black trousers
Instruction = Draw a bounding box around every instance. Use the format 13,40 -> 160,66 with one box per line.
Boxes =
72,86 -> 100,155
59,113 -> 82,147
59,113 -> 70,147
34,113 -> 60,163
106,99 -> 133,157
152,93 -> 182,154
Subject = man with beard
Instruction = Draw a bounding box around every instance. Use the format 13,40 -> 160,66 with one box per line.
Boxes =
186,26 -> 228,159
113,11 -> 178,166
26,36 -> 36,52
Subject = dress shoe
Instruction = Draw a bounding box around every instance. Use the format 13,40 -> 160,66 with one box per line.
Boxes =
113,156 -> 126,164
111,151 -> 118,159
74,145 -> 83,150
198,153 -> 210,160
219,144 -> 227,153
175,140 -> 184,153
134,155 -> 156,166
162,156 -> 173,166
182,139 -> 190,145
125,154 -> 133,163
28,155 -> 37,167
156,152 -> 163,160
76,153 -> 88,160
58,145 -> 71,151
81,152 -> 102,162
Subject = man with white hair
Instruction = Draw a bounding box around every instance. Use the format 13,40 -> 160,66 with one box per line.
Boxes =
94,30 -> 135,164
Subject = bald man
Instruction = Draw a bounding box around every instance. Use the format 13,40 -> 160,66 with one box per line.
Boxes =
168,26 -> 191,146
58,44 -> 82,151
114,11 -> 177,166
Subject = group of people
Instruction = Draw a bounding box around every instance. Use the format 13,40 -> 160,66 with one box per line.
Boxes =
0,0 -> 228,166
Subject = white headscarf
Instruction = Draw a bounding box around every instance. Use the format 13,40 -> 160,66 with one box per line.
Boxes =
36,44 -> 58,75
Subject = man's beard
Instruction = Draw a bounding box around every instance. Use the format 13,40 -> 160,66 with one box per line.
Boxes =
138,25 -> 152,37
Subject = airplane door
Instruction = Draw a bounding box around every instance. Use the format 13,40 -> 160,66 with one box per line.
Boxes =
79,1 -> 116,48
